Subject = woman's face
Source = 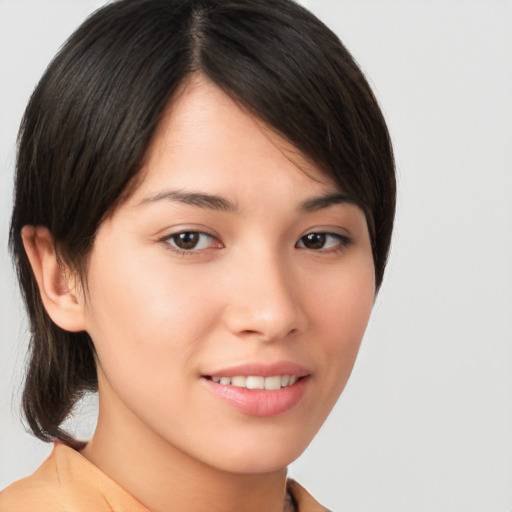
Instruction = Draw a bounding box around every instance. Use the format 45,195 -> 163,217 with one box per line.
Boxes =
82,75 -> 375,474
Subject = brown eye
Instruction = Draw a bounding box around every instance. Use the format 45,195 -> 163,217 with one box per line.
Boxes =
296,232 -> 351,251
173,232 -> 200,249
165,231 -> 219,252
300,233 -> 327,249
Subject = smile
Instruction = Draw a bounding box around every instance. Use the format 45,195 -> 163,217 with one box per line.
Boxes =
202,374 -> 309,417
207,375 -> 299,390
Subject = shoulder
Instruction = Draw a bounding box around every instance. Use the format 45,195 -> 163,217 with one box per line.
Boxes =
0,446 -> 66,511
287,479 -> 332,512
0,443 -> 148,512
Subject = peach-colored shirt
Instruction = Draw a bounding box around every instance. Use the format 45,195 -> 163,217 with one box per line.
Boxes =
0,443 -> 330,511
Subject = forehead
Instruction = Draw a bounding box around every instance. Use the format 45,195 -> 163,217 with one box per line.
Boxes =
127,75 -> 339,205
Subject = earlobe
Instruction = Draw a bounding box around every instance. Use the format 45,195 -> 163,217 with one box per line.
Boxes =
21,226 -> 86,332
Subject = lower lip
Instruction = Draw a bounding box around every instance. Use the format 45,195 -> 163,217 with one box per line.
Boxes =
201,377 -> 309,417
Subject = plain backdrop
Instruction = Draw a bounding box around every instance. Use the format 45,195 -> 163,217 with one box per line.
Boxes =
1,1 -> 511,511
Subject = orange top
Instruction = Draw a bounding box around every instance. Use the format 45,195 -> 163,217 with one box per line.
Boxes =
0,443 -> 330,511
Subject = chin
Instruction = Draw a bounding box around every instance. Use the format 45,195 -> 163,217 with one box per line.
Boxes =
201,430 -> 314,475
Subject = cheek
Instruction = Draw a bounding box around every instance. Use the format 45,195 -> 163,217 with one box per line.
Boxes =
82,248 -> 215,430
323,283 -> 374,352
82,242 -> 220,382
306,256 -> 375,385
312,255 -> 374,336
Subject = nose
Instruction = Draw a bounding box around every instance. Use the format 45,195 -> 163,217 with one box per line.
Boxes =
222,249 -> 306,342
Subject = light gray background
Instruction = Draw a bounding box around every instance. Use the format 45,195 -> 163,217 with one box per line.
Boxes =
1,1 -> 511,511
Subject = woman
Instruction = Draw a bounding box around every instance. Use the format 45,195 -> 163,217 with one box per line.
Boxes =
1,0 -> 395,510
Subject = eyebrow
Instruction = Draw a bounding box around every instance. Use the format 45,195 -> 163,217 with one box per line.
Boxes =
299,192 -> 355,212
139,190 -> 236,211
138,189 -> 353,213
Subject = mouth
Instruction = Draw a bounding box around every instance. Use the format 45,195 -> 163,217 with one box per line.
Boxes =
204,374 -> 301,390
201,364 -> 310,417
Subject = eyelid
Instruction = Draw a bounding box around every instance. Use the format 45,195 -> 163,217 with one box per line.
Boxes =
159,226 -> 223,255
158,224 -> 220,240
301,225 -> 352,240
296,229 -> 353,252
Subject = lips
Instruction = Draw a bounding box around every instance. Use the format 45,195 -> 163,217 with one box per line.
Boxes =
205,361 -> 310,379
201,361 -> 311,416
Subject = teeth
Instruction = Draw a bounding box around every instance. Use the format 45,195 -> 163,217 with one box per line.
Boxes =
246,376 -> 265,389
264,375 -> 282,390
210,375 -> 301,389
231,376 -> 246,387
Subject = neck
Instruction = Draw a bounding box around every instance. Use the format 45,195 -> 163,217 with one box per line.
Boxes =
81,384 -> 289,512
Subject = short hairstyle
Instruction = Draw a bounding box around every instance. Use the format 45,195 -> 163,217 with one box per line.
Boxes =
9,0 -> 395,448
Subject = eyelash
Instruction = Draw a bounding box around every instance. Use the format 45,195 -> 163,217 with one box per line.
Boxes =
162,231 -> 221,256
161,230 -> 352,256
295,232 -> 352,253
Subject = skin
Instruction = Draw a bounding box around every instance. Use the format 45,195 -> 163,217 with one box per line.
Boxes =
23,75 -> 375,512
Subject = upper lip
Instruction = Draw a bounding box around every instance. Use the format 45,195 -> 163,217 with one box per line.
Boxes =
203,361 -> 311,378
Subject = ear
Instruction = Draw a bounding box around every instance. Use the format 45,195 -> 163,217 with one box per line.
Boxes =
21,226 -> 86,332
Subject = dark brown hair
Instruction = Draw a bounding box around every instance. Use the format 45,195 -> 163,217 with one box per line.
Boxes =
9,0 -> 395,448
